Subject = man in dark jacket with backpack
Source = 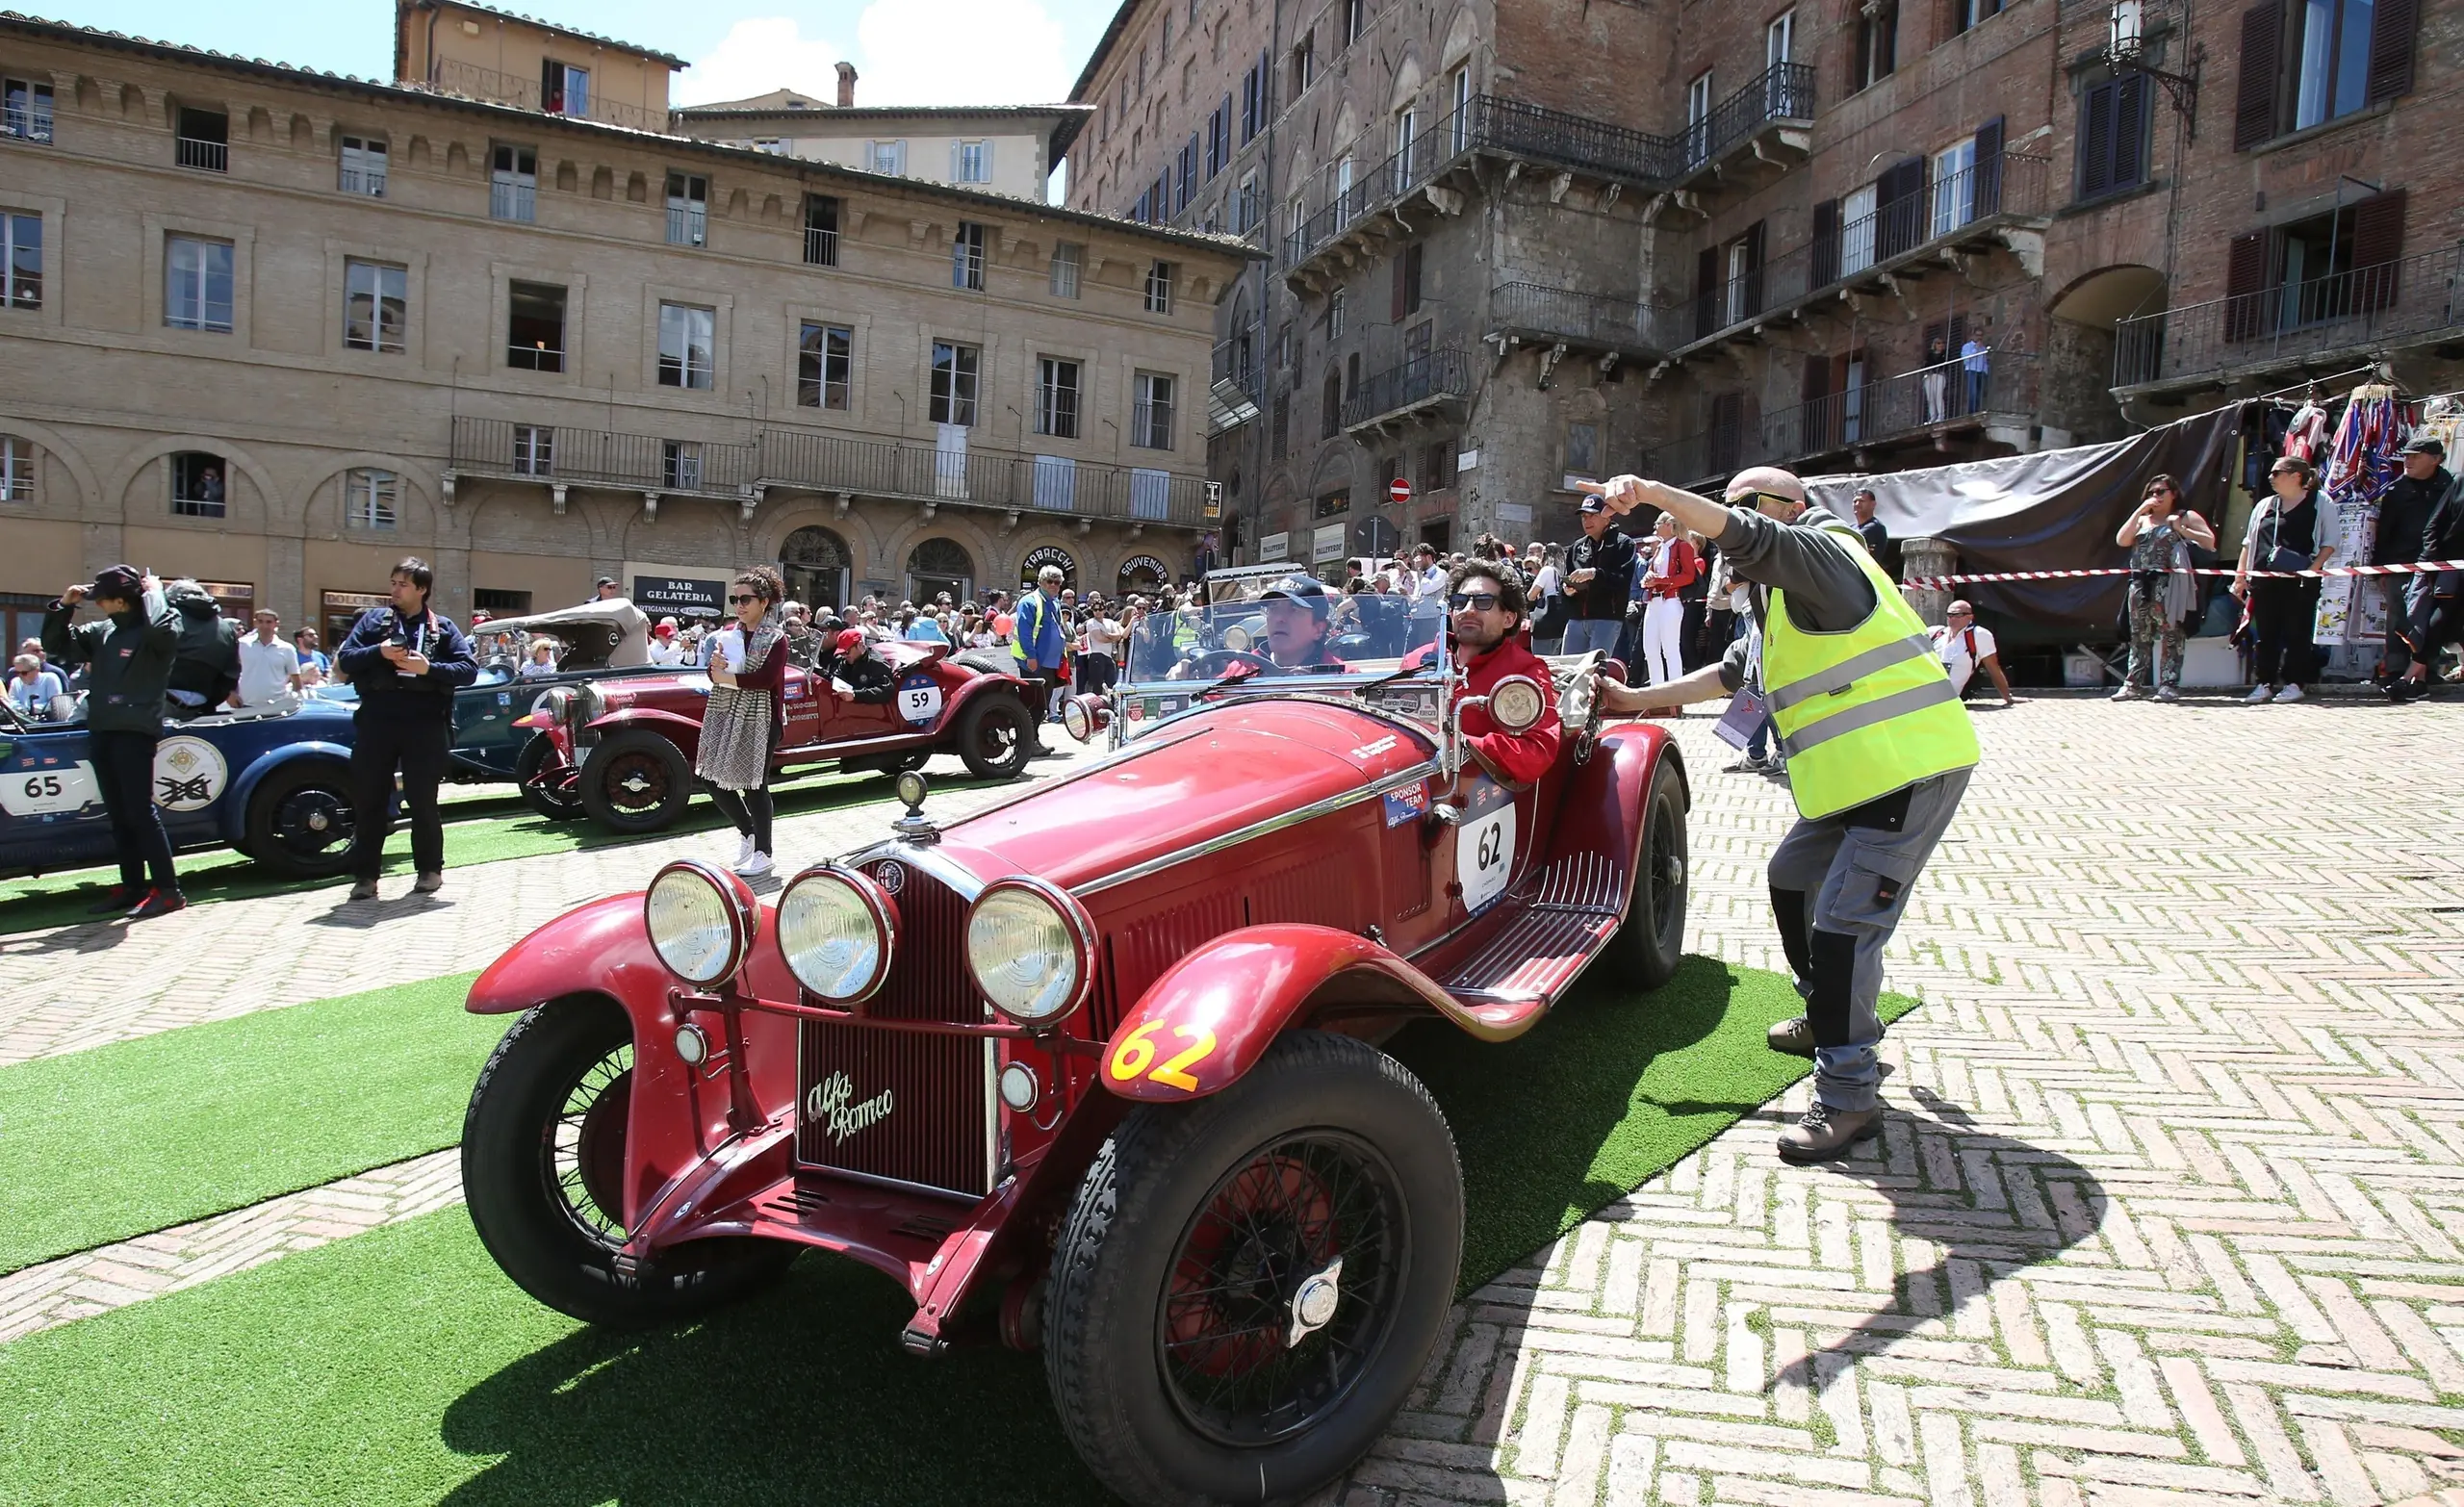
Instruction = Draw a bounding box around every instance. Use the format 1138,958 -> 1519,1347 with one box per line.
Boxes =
43,565 -> 187,918
336,557 -> 476,900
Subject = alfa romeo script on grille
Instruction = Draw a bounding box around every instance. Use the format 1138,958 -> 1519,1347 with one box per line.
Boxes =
805,1070 -> 894,1143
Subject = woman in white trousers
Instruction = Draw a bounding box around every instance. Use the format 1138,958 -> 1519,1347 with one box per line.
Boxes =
1640,512 -> 1701,686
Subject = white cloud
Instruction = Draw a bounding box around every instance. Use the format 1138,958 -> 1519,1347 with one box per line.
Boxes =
673,17 -> 850,108
854,0 -> 1069,106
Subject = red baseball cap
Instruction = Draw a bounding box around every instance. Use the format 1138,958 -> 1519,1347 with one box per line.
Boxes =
834,628 -> 865,655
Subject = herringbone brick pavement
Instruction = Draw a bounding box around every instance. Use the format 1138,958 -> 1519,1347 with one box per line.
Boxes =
0,747 -> 1102,1065
6,697 -> 2463,1507
1340,696 -> 2464,1507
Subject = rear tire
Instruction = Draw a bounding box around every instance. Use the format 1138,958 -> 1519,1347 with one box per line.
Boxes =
955,694 -> 1035,780
461,998 -> 796,1328
243,758 -> 359,878
578,729 -> 694,833
1604,754 -> 1687,991
514,735 -> 583,822
1042,1032 -> 1463,1506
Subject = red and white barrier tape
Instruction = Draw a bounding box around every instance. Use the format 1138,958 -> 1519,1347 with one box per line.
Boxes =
1902,559 -> 2464,591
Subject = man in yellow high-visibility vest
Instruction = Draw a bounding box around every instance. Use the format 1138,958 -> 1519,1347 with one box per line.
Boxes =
1586,466 -> 1979,1163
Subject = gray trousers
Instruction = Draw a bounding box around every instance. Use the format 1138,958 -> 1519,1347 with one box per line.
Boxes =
1767,767 -> 1970,1111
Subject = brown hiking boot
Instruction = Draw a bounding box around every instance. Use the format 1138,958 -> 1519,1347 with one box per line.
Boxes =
1777,1102 -> 1883,1163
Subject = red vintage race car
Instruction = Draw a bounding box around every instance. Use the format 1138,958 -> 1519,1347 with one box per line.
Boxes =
458,651 -> 1689,1504
527,639 -> 1038,832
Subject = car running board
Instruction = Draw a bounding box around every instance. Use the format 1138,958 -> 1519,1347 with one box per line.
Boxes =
1441,851 -> 1628,1009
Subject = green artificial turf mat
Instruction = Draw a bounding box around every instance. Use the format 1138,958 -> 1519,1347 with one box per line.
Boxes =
0,960 -> 1923,1506
0,765 -> 1003,937
0,973 -> 488,1276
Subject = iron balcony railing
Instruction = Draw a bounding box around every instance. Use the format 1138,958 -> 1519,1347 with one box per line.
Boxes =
1283,79 -> 1818,272
419,61 -> 670,134
1678,62 -> 1816,173
1489,282 -> 1665,354
1673,153 -> 2051,354
2113,241 -> 2464,390
804,226 -> 839,266
1341,348 -> 1474,428
449,417 -> 1216,527
175,136 -> 227,172
1211,327 -> 1263,399
1645,351 -> 2041,487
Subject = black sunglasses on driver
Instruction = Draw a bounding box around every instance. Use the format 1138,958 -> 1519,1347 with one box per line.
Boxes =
1447,591 -> 1502,612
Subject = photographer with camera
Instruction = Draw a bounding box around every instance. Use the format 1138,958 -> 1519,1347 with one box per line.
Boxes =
44,566 -> 186,918
335,557 -> 477,901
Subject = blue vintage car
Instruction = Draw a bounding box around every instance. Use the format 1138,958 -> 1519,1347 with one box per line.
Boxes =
0,694 -> 362,879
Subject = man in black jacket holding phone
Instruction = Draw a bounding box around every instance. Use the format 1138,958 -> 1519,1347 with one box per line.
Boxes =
335,557 -> 476,899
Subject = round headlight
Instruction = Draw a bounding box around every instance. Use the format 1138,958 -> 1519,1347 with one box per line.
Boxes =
644,860 -> 756,985
1220,624 -> 1253,652
1063,696 -> 1092,743
894,769 -> 929,810
965,877 -> 1096,1025
777,865 -> 897,1003
1488,675 -> 1548,734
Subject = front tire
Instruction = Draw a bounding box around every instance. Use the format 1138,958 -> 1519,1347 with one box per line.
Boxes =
578,728 -> 694,833
1043,1032 -> 1463,1506
1604,754 -> 1687,990
954,693 -> 1035,780
513,734 -> 583,822
244,758 -> 359,878
461,998 -> 795,1327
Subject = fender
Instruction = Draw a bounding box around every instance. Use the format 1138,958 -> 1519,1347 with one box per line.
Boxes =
583,706 -> 703,742
1098,923 -> 1535,1104
222,742 -> 353,841
466,893 -> 801,1234
937,668 -> 1027,724
1531,719 -> 1685,931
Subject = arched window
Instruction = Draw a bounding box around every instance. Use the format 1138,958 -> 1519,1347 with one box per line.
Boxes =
781,525 -> 852,612
906,537 -> 974,604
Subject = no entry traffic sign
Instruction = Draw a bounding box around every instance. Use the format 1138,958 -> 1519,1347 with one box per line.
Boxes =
1388,477 -> 1411,504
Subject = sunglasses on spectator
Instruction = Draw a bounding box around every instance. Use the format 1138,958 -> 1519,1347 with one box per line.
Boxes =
1447,591 -> 1502,612
727,594 -> 759,604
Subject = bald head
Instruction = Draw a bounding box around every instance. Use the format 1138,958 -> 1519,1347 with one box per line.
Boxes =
1724,466 -> 1809,521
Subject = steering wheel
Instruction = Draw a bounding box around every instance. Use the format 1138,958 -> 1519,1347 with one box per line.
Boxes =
1181,648 -> 1275,679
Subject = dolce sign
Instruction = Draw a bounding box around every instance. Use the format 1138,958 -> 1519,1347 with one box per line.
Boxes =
632,576 -> 727,617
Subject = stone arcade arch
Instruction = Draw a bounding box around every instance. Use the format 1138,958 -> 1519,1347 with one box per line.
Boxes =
780,524 -> 852,611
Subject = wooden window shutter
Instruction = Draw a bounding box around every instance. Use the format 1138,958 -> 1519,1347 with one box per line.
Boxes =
1802,355 -> 1834,449
2079,80 -> 2118,199
2234,2 -> 2282,150
1695,245 -> 1719,339
1391,252 -> 1408,321
2369,0 -> 2418,102
2350,188 -> 2408,312
1811,198 -> 1839,286
2221,231 -> 2269,342
2111,75 -> 2146,192
1973,115 -> 2005,214
1742,220 -> 1766,317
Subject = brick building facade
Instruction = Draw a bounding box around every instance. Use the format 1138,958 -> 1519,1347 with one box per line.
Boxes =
0,10 -> 1251,651
1060,0 -> 2450,564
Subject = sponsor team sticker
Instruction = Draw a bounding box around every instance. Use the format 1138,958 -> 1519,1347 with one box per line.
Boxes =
1382,781 -> 1430,827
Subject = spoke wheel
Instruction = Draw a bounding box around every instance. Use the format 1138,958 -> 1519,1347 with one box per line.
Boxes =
578,729 -> 693,833
1160,1132 -> 1403,1448
244,759 -> 360,878
544,1047 -> 631,1249
602,753 -> 670,812
955,694 -> 1035,779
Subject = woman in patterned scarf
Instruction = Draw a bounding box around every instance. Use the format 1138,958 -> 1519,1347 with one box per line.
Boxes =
698,564 -> 788,876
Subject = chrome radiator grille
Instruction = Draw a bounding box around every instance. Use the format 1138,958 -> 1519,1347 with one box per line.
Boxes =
794,860 -> 992,1197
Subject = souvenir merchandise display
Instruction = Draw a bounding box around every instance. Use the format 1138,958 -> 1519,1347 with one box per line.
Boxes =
2314,384 -> 2413,648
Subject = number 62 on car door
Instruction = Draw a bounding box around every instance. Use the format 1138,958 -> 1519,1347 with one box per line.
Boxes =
1454,778 -> 1515,914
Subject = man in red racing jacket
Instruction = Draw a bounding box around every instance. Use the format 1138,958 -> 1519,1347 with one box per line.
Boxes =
1444,556 -> 1560,788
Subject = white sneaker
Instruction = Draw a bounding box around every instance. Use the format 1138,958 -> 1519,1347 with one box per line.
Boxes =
2155,686 -> 2180,702
2246,684 -> 2274,702
735,851 -> 775,877
2272,683 -> 2305,703
733,833 -> 754,867
2110,683 -> 2143,700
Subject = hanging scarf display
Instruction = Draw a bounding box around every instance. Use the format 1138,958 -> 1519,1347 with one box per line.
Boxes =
2314,385 -> 2414,646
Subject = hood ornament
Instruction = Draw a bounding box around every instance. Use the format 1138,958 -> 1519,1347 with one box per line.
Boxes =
890,770 -> 939,845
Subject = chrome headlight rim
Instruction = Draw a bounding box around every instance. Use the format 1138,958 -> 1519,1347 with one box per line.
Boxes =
964,875 -> 1098,1027
776,862 -> 899,1005
643,858 -> 758,987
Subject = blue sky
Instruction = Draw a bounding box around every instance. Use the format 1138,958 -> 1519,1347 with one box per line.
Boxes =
57,0 -> 1117,107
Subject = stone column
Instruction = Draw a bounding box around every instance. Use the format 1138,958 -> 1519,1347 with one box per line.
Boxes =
1900,536 -> 1958,626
